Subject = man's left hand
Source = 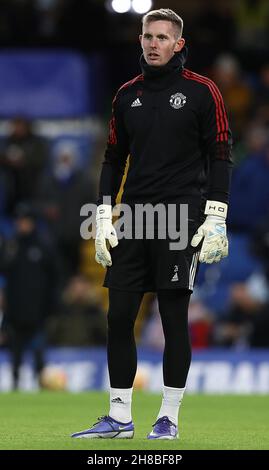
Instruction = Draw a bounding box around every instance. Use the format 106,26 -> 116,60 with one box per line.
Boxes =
191,215 -> 228,263
191,200 -> 229,264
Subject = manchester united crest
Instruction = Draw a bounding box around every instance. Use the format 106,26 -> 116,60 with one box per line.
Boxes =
169,92 -> 187,109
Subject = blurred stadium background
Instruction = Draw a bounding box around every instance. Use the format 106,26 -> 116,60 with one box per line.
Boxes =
0,0 -> 269,394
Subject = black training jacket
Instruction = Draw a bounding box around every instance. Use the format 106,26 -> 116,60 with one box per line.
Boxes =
98,47 -> 233,206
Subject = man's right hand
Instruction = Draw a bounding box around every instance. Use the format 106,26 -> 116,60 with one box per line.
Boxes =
95,205 -> 118,268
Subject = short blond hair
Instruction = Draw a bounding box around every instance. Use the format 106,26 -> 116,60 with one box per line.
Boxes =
142,8 -> 183,38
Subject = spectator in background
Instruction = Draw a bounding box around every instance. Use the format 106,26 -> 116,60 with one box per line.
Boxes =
252,215 -> 269,280
213,271 -> 269,348
190,0 -> 236,70
0,117 -> 48,214
212,54 -> 253,141
38,141 -> 94,279
244,215 -> 269,347
0,0 -> 39,46
234,0 -> 269,53
254,64 -> 269,125
0,281 -> 5,348
0,202 -> 60,389
47,274 -> 106,347
228,125 -> 269,232
140,297 -> 165,351
141,294 -> 213,350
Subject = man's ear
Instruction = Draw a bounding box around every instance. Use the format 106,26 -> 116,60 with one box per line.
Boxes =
174,37 -> 185,53
139,34 -> 143,48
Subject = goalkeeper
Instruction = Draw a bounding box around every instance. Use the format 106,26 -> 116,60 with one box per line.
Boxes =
72,7 -> 232,440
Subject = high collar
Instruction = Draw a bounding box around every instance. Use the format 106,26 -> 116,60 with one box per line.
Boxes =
140,47 -> 188,90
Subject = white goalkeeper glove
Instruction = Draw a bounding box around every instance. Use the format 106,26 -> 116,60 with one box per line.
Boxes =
95,204 -> 118,268
191,200 -> 228,264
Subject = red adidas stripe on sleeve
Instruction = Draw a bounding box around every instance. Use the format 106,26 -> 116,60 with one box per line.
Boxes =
108,75 -> 144,145
182,69 -> 229,142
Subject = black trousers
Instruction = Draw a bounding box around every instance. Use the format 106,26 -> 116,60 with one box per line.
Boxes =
8,327 -> 45,388
107,288 -> 192,389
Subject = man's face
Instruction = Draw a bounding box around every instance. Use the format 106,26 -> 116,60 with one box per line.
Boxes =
140,20 -> 185,67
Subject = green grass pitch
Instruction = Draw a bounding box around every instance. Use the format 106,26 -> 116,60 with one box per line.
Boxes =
0,391 -> 268,450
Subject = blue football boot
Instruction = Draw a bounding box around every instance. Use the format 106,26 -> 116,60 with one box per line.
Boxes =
71,415 -> 134,439
147,416 -> 178,440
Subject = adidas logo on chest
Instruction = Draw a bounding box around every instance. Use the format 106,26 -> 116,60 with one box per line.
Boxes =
131,98 -> 142,107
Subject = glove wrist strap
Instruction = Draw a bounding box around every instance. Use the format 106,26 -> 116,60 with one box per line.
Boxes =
96,204 -> 112,220
205,200 -> 227,219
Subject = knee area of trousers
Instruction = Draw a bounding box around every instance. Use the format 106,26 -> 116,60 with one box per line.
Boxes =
107,312 -> 134,332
